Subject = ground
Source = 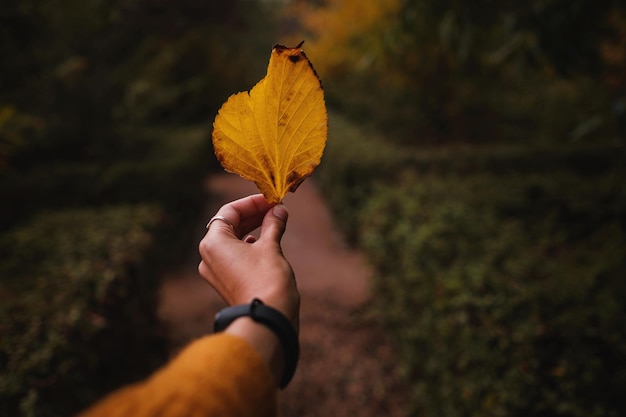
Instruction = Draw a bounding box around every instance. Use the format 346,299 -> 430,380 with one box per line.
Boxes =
158,174 -> 410,416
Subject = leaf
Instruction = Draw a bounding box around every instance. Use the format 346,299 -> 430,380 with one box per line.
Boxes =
212,42 -> 328,204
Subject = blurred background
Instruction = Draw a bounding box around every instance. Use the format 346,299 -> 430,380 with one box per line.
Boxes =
1,0 -> 625,416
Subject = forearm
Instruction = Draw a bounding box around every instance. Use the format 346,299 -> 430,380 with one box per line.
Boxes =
214,294 -> 299,390
78,334 -> 277,417
225,318 -> 285,388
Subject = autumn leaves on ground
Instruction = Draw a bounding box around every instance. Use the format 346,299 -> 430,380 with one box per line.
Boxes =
158,174 -> 409,417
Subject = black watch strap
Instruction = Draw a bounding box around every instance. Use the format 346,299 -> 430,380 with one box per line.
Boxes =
213,298 -> 299,389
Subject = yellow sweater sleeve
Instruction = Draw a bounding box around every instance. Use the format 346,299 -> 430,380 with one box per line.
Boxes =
78,333 -> 277,417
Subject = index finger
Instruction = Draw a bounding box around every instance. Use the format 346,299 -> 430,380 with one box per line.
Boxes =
210,194 -> 275,238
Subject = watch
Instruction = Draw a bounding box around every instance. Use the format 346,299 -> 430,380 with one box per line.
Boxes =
213,298 -> 299,389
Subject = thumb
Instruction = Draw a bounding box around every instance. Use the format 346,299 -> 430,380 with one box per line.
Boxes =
259,204 -> 288,245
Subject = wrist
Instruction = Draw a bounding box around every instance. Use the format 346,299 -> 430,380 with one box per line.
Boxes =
257,292 -> 300,331
224,318 -> 285,388
236,286 -> 300,331
214,299 -> 300,389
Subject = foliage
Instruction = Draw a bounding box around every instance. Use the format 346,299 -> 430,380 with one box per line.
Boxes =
284,0 -> 626,144
0,206 -> 168,417
360,175 -> 626,417
1,0 -> 275,123
286,0 -> 401,79
0,123 -> 211,241
316,114 -> 405,242
0,1 -> 282,416
0,0 -> 278,230
0,105 -> 44,170
213,43 -> 328,203
0,0 -> 278,206
317,114 -> 626,416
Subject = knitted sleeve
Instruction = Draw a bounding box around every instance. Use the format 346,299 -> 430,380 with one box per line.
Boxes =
78,333 -> 277,417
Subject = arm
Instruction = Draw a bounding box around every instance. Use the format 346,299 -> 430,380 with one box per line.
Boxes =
78,333 -> 277,417
79,195 -> 299,417
198,194 -> 300,387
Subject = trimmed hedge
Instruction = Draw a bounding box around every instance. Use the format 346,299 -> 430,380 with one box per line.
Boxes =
0,121 -> 213,416
317,115 -> 625,242
317,114 -> 626,416
0,125 -> 213,233
0,205 -> 168,417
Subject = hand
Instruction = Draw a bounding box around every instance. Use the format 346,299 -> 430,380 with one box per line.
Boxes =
198,195 -> 300,387
198,194 -> 299,329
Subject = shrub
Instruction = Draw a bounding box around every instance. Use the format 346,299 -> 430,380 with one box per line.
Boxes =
359,174 -> 626,417
318,114 -> 626,240
0,124 -> 213,232
316,114 -> 408,243
317,115 -> 626,416
0,205 -> 168,417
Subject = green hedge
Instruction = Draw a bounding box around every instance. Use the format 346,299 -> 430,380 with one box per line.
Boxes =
0,118 -> 214,417
317,114 -> 626,416
0,205 -> 169,417
318,115 -> 625,241
0,124 -> 213,233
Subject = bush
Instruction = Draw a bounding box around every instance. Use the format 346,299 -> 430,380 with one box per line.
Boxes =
0,205 -> 168,417
0,124 -> 212,233
317,115 -> 626,416
0,3 -> 279,416
360,174 -> 626,417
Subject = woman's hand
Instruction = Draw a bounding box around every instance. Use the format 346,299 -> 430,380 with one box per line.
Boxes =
198,194 -> 299,326
198,195 -> 300,387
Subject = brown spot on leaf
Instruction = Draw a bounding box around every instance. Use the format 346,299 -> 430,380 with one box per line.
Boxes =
273,41 -> 304,53
287,167 -> 313,192
288,176 -> 307,193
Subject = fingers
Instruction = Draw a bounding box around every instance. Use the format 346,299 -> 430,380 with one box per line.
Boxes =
198,196 -> 297,319
198,259 -> 211,280
258,204 -> 288,246
209,194 -> 274,238
206,195 -> 289,246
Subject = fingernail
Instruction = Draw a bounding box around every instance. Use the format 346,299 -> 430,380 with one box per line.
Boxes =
273,204 -> 288,221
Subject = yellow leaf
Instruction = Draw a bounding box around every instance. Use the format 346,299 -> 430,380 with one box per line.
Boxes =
212,42 -> 328,203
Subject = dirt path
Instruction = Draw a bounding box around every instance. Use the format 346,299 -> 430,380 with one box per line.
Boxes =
158,174 -> 409,417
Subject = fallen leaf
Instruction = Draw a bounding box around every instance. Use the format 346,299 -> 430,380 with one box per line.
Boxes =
212,42 -> 328,203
